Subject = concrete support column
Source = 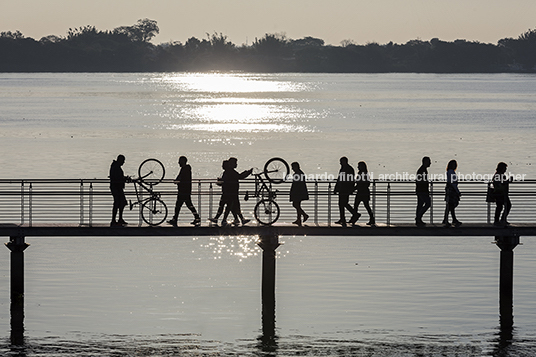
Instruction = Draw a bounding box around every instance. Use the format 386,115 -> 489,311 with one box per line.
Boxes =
495,235 -> 519,331
6,236 -> 29,346
257,234 -> 280,341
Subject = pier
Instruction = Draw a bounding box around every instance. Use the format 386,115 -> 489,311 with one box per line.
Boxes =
1,177 -> 535,345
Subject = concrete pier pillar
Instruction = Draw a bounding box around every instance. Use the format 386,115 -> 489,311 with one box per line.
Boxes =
5,236 -> 29,345
257,234 -> 280,340
495,235 -> 519,330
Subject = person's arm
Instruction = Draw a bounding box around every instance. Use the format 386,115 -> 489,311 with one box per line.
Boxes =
172,170 -> 181,185
238,169 -> 253,179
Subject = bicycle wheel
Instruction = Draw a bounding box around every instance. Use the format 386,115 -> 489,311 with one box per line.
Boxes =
254,199 -> 280,225
263,157 -> 290,184
138,158 -> 165,185
141,198 -> 168,226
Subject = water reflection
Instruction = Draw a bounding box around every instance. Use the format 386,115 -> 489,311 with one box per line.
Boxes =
157,73 -> 311,93
168,123 -> 311,133
198,236 -> 260,261
4,329 -> 535,356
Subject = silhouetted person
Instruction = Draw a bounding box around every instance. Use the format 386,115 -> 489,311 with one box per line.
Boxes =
221,157 -> 252,227
109,154 -> 130,226
334,157 -> 358,227
167,156 -> 201,227
493,162 -> 512,226
351,161 -> 375,226
209,160 -> 239,225
289,162 -> 309,226
415,156 -> 432,226
443,159 -> 462,227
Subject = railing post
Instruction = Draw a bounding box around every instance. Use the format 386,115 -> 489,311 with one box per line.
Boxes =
372,180 -> 376,220
209,182 -> 213,226
387,182 -> 391,226
28,183 -> 33,227
430,181 -> 434,225
20,182 -> 24,226
314,180 -> 318,225
89,182 -> 94,227
198,181 -> 202,219
79,181 -> 84,226
487,182 -> 492,225
138,188 -> 143,227
327,182 -> 331,227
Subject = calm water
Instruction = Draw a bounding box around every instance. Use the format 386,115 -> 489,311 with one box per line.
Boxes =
1,73 -> 536,355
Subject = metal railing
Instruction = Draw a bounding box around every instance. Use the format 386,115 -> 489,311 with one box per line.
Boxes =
1,178 -> 535,227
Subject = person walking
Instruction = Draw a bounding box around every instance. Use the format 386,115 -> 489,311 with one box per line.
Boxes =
209,160 -> 239,225
415,156 -> 432,226
167,156 -> 201,227
443,159 -> 462,227
220,157 -> 252,227
334,157 -> 358,227
289,162 -> 309,226
109,154 -> 130,227
493,162 -> 512,226
351,161 -> 374,226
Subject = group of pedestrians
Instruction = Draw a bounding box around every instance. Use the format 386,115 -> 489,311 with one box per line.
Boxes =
415,157 -> 512,227
109,155 -> 513,228
333,157 -> 375,227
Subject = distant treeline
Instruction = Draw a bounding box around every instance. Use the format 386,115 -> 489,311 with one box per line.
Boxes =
1,19 -> 536,73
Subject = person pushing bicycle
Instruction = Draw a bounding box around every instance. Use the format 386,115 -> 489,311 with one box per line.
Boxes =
220,157 -> 252,227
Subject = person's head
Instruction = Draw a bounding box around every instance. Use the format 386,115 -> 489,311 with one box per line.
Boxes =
422,156 -> 431,167
339,156 -> 348,165
116,154 -> 125,166
496,162 -> 508,174
446,159 -> 457,171
222,160 -> 228,170
291,162 -> 300,172
229,157 -> 238,168
357,161 -> 368,173
178,156 -> 187,167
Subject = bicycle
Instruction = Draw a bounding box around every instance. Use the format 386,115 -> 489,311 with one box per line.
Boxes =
129,158 -> 168,226
245,157 -> 290,225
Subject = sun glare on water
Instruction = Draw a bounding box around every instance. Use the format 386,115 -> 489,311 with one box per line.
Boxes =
155,73 -> 314,133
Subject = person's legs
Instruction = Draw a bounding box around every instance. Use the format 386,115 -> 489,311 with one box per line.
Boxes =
416,195 -> 424,220
337,194 -> 348,224
172,196 -> 185,221
292,201 -> 302,225
213,196 -> 225,219
222,197 -> 232,222
184,195 -> 200,225
112,203 -> 119,222
443,202 -> 450,224
349,197 -> 362,224
233,198 -> 247,223
112,189 -> 127,225
501,197 -> 512,223
416,193 -> 431,224
364,200 -> 375,224
494,201 -> 504,224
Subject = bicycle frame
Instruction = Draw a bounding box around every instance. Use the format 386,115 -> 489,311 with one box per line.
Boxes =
130,179 -> 161,209
247,173 -> 277,201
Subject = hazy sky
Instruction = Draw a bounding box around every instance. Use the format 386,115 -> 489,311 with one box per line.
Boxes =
2,0 -> 535,45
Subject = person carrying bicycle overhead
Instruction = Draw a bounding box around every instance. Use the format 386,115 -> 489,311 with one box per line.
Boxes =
221,157 -> 252,227
109,154 -> 130,227
167,156 -> 201,227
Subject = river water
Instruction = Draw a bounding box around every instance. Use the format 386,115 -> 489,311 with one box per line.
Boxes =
0,73 -> 536,355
